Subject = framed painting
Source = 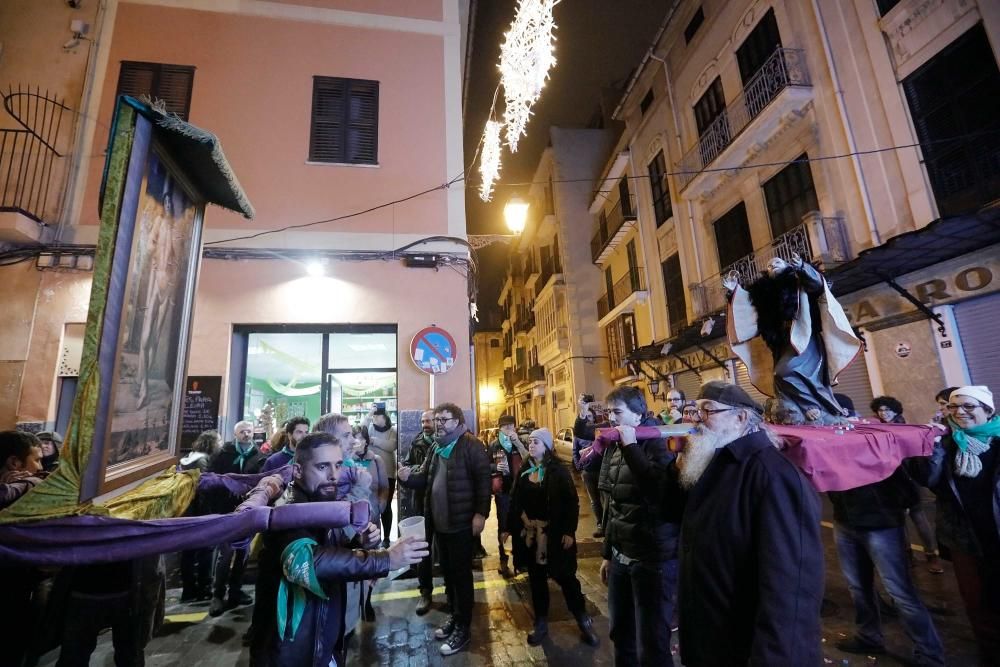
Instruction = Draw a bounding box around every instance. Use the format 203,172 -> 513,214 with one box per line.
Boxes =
80,109 -> 204,499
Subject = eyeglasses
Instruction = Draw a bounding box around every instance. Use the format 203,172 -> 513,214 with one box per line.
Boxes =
947,403 -> 982,413
697,407 -> 737,418
682,410 -> 700,418
433,416 -> 457,424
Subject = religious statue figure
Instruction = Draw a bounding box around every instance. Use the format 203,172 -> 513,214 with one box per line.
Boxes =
723,254 -> 860,424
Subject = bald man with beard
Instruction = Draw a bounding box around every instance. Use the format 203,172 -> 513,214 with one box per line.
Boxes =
665,381 -> 824,666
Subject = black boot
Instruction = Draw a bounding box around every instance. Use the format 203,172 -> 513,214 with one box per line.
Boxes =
415,593 -> 432,616
575,612 -> 599,647
527,617 -> 548,646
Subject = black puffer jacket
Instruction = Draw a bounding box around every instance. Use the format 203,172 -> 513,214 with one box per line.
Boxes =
401,432 -> 491,533
208,441 -> 266,475
599,416 -> 679,562
827,467 -> 911,530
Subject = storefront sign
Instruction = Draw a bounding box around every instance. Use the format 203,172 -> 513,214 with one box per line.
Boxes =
410,326 -> 457,375
841,249 -> 1000,326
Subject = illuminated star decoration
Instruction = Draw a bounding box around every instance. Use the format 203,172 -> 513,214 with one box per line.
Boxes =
499,0 -> 557,152
479,119 -> 503,201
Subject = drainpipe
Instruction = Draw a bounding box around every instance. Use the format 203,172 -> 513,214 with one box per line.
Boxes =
809,0 -> 881,246
649,51 -> 703,284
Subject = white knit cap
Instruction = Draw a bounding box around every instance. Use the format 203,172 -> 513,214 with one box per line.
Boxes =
530,428 -> 554,450
950,385 -> 994,411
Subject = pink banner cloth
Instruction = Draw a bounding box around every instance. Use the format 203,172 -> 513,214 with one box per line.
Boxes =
774,422 -> 937,492
587,422 -> 937,492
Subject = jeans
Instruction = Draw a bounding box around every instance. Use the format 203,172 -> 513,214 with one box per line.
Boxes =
834,523 -> 944,665
381,478 -> 396,542
494,493 -> 511,562
607,556 -> 676,667
527,562 -> 586,619
212,544 -> 248,601
437,529 -> 475,628
581,470 -> 603,526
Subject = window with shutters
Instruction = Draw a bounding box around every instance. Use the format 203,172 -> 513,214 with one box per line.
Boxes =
647,150 -> 672,227
763,155 -> 818,238
309,76 -> 379,165
902,24 -> 1000,217
684,7 -> 705,44
606,313 -> 638,381
713,201 -> 753,272
116,61 -> 195,121
736,9 -> 781,86
662,253 -> 687,333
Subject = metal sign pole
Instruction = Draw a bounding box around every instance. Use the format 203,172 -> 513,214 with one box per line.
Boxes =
429,373 -> 435,409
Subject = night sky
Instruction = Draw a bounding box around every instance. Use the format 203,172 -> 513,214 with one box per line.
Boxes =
463,0 -> 671,321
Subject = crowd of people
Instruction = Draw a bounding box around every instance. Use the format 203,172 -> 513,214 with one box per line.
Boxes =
1,381 -> 999,665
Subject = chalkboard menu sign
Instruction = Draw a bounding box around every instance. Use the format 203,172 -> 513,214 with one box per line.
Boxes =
181,376 -> 222,450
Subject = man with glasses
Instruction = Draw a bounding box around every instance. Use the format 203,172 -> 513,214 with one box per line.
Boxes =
398,403 -> 490,656
668,381 -> 823,666
659,389 -> 686,424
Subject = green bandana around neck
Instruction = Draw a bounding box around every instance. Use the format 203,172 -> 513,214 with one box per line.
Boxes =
421,432 -> 435,446
948,414 -> 1000,452
498,431 -> 513,454
280,446 -> 294,458
520,459 -> 545,482
234,442 -> 257,471
277,538 -> 328,641
435,439 -> 459,460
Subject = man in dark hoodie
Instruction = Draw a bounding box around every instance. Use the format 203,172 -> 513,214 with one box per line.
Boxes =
397,402 -> 491,656
598,386 -> 678,666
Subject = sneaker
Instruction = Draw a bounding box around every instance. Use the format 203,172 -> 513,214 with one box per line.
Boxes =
415,594 -> 433,616
575,613 -> 599,647
439,625 -> 471,656
209,597 -> 227,617
498,561 -> 513,578
527,617 -> 548,646
434,617 -> 456,641
473,545 -> 488,560
836,637 -> 886,655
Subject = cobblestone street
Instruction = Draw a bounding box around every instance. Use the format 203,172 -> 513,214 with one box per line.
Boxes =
36,463 -> 983,666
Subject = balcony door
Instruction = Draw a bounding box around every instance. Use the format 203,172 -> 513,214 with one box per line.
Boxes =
736,8 -> 781,85
713,201 -> 753,273
763,155 -> 818,238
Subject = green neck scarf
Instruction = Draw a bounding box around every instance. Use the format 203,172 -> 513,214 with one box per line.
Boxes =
498,431 -> 513,454
435,439 -> 459,460
949,415 -> 1000,452
277,538 -> 328,641
234,442 -> 257,471
520,458 -> 544,482
279,446 -> 294,458
421,432 -> 435,446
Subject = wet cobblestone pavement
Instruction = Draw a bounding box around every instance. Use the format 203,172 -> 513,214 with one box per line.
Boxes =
36,470 -> 982,666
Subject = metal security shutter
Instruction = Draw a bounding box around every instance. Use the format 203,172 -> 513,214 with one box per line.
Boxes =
671,370 -> 702,402
831,354 -> 874,418
734,360 -> 770,405
955,293 -> 1000,392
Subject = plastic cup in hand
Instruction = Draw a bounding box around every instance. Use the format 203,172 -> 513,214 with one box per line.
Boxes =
397,516 -> 426,542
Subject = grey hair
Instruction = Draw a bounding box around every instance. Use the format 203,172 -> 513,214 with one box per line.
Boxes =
313,413 -> 350,435
745,410 -> 783,448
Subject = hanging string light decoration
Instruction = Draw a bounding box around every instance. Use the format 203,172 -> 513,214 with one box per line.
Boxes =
478,119 -> 503,201
498,0 -> 557,152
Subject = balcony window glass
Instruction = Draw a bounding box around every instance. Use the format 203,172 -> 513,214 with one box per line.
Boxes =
736,8 -> 781,85
640,89 -> 655,116
684,7 -> 705,44
763,154 -> 818,238
606,313 -> 638,380
618,178 -> 633,216
662,253 -> 688,333
903,24 -> 1000,217
876,0 -> 902,16
694,77 -> 726,136
648,150 -> 672,227
713,201 -> 753,272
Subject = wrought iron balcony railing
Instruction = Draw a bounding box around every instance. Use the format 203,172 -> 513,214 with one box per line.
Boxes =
688,215 -> 850,318
597,270 -> 646,320
677,48 -> 810,190
527,364 -> 545,382
590,195 -> 637,263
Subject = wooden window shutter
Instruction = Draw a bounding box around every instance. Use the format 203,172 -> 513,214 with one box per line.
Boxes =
116,61 -> 195,120
310,76 -> 379,164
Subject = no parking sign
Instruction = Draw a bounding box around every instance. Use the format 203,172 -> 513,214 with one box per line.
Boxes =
410,326 -> 457,375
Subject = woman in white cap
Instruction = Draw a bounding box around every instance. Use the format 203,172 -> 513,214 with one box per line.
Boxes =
501,427 -> 599,648
914,384 -> 1000,663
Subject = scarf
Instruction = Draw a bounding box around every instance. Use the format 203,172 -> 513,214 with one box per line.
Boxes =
279,446 -> 294,459
233,442 -> 257,471
372,420 -> 392,433
421,432 -> 435,446
520,457 -> 545,482
277,538 -> 328,641
433,424 -> 468,459
498,431 -> 514,454
949,415 -> 1000,478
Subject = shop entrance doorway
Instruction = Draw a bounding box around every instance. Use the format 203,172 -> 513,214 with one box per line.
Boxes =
235,325 -> 397,439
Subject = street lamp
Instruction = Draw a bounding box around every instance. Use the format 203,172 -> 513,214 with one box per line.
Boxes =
503,196 -> 530,234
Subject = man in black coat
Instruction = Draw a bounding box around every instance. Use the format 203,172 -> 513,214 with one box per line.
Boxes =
207,420 -> 267,616
598,386 -> 679,666
405,409 -> 437,614
398,402 -> 491,657
669,381 -> 823,665
487,414 -> 525,578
